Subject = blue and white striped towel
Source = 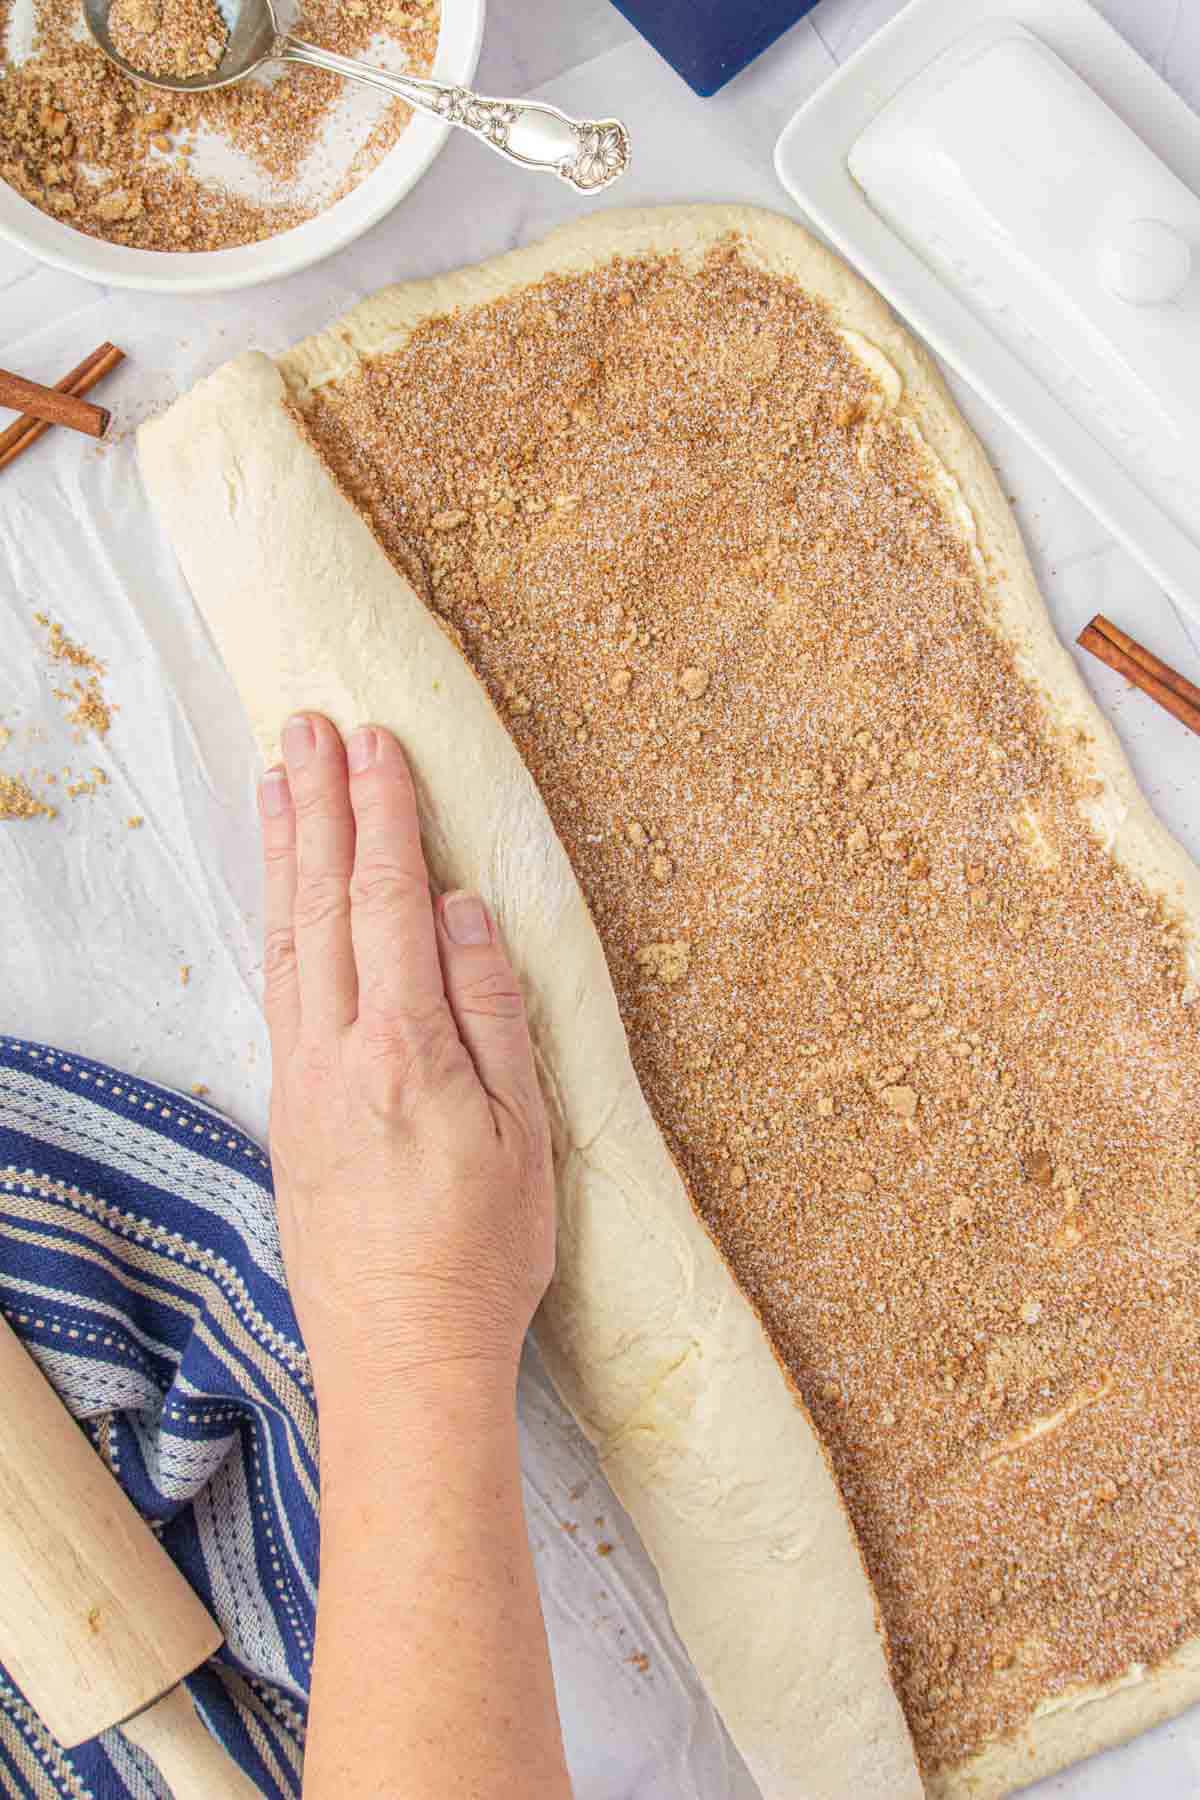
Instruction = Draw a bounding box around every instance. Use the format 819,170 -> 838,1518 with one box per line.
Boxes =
0,1036 -> 315,1799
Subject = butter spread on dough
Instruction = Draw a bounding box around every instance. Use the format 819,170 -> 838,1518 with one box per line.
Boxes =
140,206 -> 1200,1800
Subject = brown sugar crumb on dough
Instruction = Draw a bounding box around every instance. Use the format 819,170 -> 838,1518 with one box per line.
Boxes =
109,0 -> 228,82
179,963 -> 191,985
635,940 -> 690,985
0,773 -> 57,821
627,1651 -> 651,1675
127,814 -> 144,829
299,240 -> 1200,1779
880,1083 -> 919,1120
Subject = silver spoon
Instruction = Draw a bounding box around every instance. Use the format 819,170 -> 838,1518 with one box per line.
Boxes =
83,0 -> 631,192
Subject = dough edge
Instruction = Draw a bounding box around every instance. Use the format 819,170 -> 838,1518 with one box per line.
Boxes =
138,203 -> 1200,1800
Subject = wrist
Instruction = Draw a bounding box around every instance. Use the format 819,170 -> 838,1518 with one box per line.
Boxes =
298,1273 -> 530,1390
314,1345 -> 521,1487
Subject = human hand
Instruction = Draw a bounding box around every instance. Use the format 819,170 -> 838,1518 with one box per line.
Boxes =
258,714 -> 555,1411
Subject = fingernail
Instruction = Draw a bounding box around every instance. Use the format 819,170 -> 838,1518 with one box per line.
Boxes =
347,726 -> 378,774
260,767 -> 291,818
444,892 -> 490,946
282,715 -> 316,768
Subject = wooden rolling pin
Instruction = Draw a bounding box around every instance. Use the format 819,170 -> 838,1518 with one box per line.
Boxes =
0,1312 -> 260,1797
0,368 -> 110,438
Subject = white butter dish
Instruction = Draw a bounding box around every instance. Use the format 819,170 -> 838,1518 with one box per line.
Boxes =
775,0 -> 1200,621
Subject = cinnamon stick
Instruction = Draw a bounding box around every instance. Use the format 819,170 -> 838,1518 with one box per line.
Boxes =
0,368 -> 109,438
1087,614 -> 1200,714
1078,615 -> 1200,739
0,345 -> 125,474
0,344 -> 112,460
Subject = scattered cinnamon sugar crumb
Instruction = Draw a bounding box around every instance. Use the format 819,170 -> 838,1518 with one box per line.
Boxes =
179,964 -> 191,986
56,677 -> 113,739
0,724 -> 10,751
190,1083 -> 209,1097
627,1651 -> 650,1675
65,771 -> 103,798
43,620 -> 103,674
596,1541 -> 614,1558
35,618 -> 116,738
127,815 -> 144,829
0,773 -> 56,821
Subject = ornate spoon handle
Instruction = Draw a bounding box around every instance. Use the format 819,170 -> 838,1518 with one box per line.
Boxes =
278,40 -> 630,191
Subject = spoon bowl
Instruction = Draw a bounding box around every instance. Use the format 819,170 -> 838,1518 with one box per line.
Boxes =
83,0 -> 279,92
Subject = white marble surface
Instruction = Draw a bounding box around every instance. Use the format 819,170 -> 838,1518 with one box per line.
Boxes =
2,2 -> 1200,1796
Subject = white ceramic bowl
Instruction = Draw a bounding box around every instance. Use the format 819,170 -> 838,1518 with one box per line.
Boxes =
0,0 -> 484,292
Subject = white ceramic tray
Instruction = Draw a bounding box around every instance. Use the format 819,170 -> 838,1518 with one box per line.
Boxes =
774,0 -> 1200,623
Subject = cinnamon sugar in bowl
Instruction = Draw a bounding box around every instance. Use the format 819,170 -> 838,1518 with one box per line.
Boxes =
0,0 -> 482,291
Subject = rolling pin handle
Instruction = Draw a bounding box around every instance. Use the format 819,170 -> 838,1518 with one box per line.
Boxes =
121,1682 -> 263,1799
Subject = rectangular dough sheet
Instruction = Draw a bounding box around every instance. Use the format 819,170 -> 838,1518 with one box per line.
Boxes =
139,206 -> 1200,1799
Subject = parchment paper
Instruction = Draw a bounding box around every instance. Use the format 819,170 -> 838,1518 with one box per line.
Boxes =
3,7 -> 1200,1795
